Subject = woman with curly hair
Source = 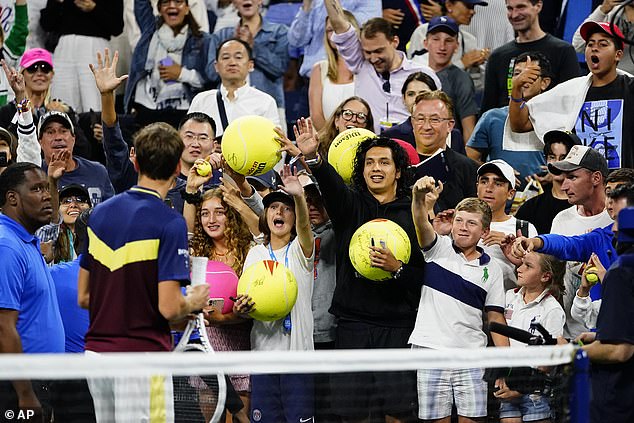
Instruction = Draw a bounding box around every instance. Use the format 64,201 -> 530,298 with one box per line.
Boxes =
183,163 -> 259,419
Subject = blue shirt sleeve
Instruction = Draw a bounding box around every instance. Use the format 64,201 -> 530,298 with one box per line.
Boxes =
157,215 -> 190,283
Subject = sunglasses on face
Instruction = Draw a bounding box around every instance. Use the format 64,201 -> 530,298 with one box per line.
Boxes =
25,63 -> 53,74
61,196 -> 89,205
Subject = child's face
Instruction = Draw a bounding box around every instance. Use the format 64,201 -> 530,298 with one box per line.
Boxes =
517,252 -> 547,290
266,201 -> 295,239
451,210 -> 488,251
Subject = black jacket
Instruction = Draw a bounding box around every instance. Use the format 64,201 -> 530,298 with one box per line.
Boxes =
313,162 -> 425,328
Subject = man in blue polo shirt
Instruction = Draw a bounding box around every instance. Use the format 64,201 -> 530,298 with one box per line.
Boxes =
0,162 -> 65,418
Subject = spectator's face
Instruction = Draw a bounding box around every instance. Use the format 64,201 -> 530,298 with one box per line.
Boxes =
606,181 -> 629,220
447,0 -> 476,25
512,60 -> 550,100
451,210 -> 488,250
610,196 -> 630,233
180,119 -> 214,168
159,0 -> 190,29
200,196 -> 227,241
403,80 -> 432,114
59,194 -> 90,226
477,172 -> 515,214
334,100 -> 370,132
266,201 -> 295,238
362,146 -> 400,197
516,252 -> 546,290
233,0 -> 262,19
506,0 -> 541,32
585,32 -> 622,77
305,189 -> 328,226
325,19 -> 336,49
561,168 -> 599,205
22,61 -> 54,93
424,31 -> 459,69
0,143 -> 11,171
360,32 -> 399,75
39,122 -> 76,163
215,41 -> 253,85
10,169 -> 53,230
412,99 -> 455,154
546,142 -> 568,183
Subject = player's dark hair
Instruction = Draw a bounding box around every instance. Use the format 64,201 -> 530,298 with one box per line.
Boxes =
351,136 -> 412,199
216,38 -> 253,60
608,182 -> 634,206
178,112 -> 217,138
0,162 -> 41,207
133,122 -> 184,181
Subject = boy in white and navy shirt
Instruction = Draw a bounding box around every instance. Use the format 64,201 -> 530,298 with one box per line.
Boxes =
411,178 -> 509,421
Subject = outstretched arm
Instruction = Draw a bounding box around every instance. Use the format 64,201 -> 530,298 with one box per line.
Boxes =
323,0 -> 351,34
280,164 -> 314,259
508,56 -> 539,133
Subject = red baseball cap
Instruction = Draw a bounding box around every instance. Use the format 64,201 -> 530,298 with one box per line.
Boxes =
580,21 -> 625,50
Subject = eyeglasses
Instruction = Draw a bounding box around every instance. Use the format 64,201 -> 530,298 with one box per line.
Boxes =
412,115 -> 452,126
159,0 -> 186,5
25,63 -> 53,74
61,196 -> 89,205
183,132 -> 211,142
340,109 -> 368,124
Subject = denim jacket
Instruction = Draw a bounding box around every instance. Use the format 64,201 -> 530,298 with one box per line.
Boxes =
124,0 -> 215,113
213,20 -> 289,108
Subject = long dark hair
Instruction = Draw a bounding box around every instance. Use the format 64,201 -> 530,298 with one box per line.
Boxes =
351,137 -> 412,199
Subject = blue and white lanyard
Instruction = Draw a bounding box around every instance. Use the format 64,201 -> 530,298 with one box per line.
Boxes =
268,243 -> 292,333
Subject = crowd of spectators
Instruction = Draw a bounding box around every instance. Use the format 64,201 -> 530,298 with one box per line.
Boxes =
1,0 -> 634,423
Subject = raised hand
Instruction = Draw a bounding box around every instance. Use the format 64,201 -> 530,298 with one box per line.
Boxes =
382,8 -> 405,26
432,209 -> 454,236
90,49 -> 128,94
279,164 -> 304,197
501,232 -> 523,267
274,127 -> 302,157
1,59 -> 25,100
482,230 -> 507,247
511,236 -> 541,259
412,176 -> 437,206
48,150 -> 70,181
293,117 -> 319,159
420,0 -> 442,20
511,56 -> 541,98
187,156 -> 214,192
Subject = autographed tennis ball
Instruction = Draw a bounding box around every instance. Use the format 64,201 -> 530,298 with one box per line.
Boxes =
237,260 -> 298,321
328,127 -> 375,184
221,115 -> 280,176
349,219 -> 411,282
196,160 -> 212,177
585,267 -> 599,285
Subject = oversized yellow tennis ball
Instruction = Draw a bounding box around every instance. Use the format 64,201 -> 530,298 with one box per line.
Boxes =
221,115 -> 280,176
237,260 -> 298,321
196,160 -> 211,177
585,267 -> 599,285
349,219 -> 412,281
328,127 -> 375,184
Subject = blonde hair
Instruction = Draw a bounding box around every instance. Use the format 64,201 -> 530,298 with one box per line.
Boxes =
324,11 -> 359,83
454,198 -> 492,230
536,253 -> 566,306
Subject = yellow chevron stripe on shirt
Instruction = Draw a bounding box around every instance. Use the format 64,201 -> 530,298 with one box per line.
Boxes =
88,228 -> 160,272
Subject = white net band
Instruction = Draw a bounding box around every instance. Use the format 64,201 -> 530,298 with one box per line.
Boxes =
0,344 -> 574,380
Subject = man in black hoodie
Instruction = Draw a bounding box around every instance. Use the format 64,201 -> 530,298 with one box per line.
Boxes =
291,121 -> 424,423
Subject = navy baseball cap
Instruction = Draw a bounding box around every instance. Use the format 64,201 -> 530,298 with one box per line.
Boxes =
427,16 -> 459,36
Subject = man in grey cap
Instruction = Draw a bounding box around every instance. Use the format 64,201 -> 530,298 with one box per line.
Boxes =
548,145 -> 613,338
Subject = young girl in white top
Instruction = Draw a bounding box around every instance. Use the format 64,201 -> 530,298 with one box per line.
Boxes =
496,252 -> 566,423
234,164 -> 315,423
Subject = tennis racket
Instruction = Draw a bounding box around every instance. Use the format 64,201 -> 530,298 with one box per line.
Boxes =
174,311 -> 227,423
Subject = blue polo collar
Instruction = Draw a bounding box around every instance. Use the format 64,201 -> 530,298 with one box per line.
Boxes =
0,214 -> 38,244
452,242 -> 491,265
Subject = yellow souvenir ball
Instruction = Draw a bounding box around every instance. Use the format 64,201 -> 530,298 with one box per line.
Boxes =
328,127 -> 375,184
349,219 -> 412,281
585,267 -> 599,284
196,160 -> 211,177
221,115 -> 280,176
237,260 -> 298,321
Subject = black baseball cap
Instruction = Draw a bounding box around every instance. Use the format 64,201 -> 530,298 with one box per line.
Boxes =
59,184 -> 92,206
262,190 -> 294,209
